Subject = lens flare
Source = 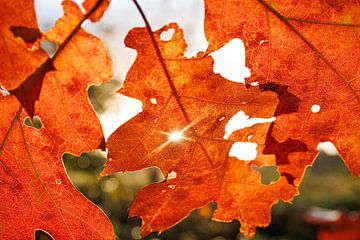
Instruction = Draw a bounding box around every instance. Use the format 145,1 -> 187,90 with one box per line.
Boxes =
168,131 -> 183,142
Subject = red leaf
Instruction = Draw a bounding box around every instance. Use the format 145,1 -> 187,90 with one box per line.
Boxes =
3,0 -> 110,117
0,1 -> 114,238
105,23 -> 297,238
0,96 -> 114,239
0,0 -> 48,91
205,0 -> 360,183
105,0 -> 359,237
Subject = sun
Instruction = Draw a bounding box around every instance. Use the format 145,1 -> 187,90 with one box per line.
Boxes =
168,131 -> 183,142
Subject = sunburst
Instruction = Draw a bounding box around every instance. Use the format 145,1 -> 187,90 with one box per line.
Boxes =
146,119 -> 198,157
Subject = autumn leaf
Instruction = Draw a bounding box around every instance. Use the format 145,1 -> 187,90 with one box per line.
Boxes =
0,0 -> 114,239
2,0 -> 109,117
103,0 -> 360,238
0,0 -> 47,91
105,21 -> 298,237
0,96 -> 114,239
36,1 -> 112,155
1,0 -> 358,239
205,0 -> 360,184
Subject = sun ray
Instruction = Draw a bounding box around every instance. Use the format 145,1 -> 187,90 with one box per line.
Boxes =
146,119 -> 199,158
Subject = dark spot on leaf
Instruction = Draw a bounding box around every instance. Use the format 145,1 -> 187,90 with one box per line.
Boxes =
66,77 -> 82,94
326,0 -> 338,7
10,26 -> 41,43
193,177 -> 205,185
263,125 -> 307,185
281,173 -> 296,186
10,60 -> 55,117
260,82 -> 299,116
98,137 -> 106,151
264,131 -> 307,166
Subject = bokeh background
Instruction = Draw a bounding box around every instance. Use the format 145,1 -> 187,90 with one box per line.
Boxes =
34,1 -> 360,239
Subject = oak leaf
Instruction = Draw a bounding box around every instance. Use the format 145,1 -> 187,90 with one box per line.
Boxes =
0,0 -> 47,91
106,0 -> 359,237
205,0 -> 360,184
2,0 -> 109,117
0,96 -> 114,239
105,23 -> 297,237
0,0 -> 114,239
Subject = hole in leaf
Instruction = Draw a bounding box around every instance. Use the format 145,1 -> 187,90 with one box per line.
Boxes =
55,179 -> 62,185
11,60 -> 55,117
81,19 -> 91,28
63,151 -> 163,204
131,226 -> 141,239
24,116 -> 43,129
211,38 -> 251,83
27,43 -> 40,52
41,40 -> 57,57
224,110 -> 275,139
77,155 -> 91,169
167,170 -> 177,179
101,177 -> 120,192
259,39 -> 268,45
0,86 -> 10,96
251,165 -> 280,185
34,229 -> 53,240
150,98 -> 157,104
229,142 -> 258,161
317,141 -> 338,156
160,28 -> 175,41
89,83 -> 143,140
311,104 -> 320,113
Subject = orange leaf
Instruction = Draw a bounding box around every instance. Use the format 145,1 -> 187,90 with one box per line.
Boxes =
0,1 -> 114,238
4,0 -> 110,117
83,0 -> 110,22
205,0 -> 360,184
105,23 -> 297,238
0,96 -> 114,239
0,0 -> 47,91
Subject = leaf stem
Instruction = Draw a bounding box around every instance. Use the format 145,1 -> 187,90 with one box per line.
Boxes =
53,0 -> 106,60
131,0 -> 194,130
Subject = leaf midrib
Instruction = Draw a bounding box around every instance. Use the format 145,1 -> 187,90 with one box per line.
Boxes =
131,0 -> 224,183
